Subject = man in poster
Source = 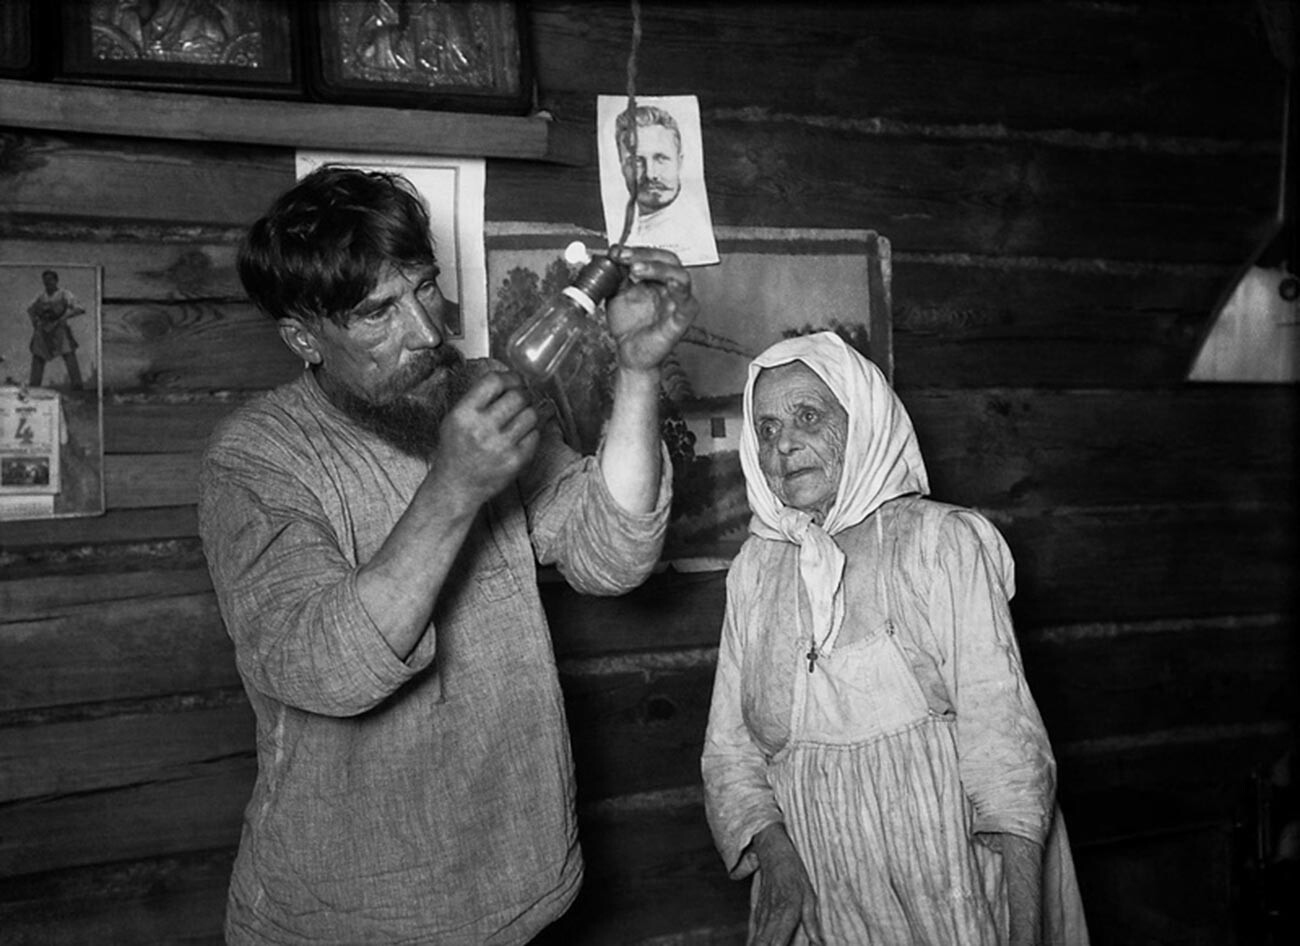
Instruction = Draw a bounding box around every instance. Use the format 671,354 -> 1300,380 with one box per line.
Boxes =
26,269 -> 86,391
601,95 -> 719,267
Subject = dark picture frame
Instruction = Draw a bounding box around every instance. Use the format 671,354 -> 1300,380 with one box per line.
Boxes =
57,0 -> 301,97
485,224 -> 894,564
306,0 -> 530,114
0,0 -> 42,78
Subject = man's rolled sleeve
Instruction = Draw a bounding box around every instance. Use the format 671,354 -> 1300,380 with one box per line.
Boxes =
524,432 -> 672,595
201,450 -> 436,717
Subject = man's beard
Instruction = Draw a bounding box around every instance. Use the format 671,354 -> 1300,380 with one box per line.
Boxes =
323,347 -> 474,459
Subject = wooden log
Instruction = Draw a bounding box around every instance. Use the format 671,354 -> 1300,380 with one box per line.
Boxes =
0,240 -> 242,300
95,376 -> 1293,523
541,567 -> 727,657
0,594 -> 236,713
0,761 -> 252,877
0,79 -> 590,166
889,258 -> 1236,388
106,453 -> 201,508
2,126 -> 1276,264
0,849 -> 233,946
0,563 -> 210,621
0,133 -> 290,228
549,791 -> 750,946
2,498 -> 1291,719
1073,825 -> 1236,944
561,654 -> 718,801
15,380 -> 1295,552
1020,616 -> 1296,745
100,301 -> 298,394
1056,720 -> 1292,846
104,398 -> 243,455
0,241 -> 1253,393
0,704 -> 254,804
999,502 -> 1296,624
904,387 -> 1299,511
0,507 -> 199,550
553,502 -> 1295,636
488,129 -> 1278,263
0,799 -> 748,946
528,2 -> 1284,140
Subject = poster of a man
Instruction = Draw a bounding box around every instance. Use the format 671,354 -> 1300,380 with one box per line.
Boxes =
26,269 -> 86,390
0,262 -> 104,520
599,94 -> 719,266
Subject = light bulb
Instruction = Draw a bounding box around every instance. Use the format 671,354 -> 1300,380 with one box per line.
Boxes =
504,249 -> 625,384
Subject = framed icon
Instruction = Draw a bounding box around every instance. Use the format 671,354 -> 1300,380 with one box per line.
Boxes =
58,0 -> 301,96
307,0 -> 530,114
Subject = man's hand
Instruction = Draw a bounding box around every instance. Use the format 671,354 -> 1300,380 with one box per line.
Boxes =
748,823 -> 825,946
605,245 -> 699,373
428,368 -> 540,510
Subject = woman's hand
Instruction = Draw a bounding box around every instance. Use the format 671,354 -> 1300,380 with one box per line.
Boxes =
604,245 -> 699,374
748,823 -> 825,946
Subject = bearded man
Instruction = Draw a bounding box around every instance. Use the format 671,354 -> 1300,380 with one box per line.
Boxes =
198,165 -> 698,945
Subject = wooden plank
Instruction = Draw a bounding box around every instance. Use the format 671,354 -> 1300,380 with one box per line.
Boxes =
488,128 -> 1279,263
5,125 -> 1277,267
0,240 -> 242,300
554,502 -> 1296,639
0,705 -> 254,804
0,761 -> 252,877
0,564 -> 210,621
1073,826 -> 1236,946
1056,722 -> 1292,846
100,301 -> 298,394
530,1 -> 1285,139
0,800 -> 745,946
889,258 -> 1236,388
533,792 -> 749,946
1021,616 -> 1296,746
105,453 -> 200,508
999,503 -> 1296,624
0,507 -> 199,549
542,567 -> 728,657
562,657 -> 717,801
32,386 -> 1300,525
904,387 -> 1299,510
0,849 -> 232,946
0,594 -> 236,713
0,658 -> 705,803
0,79 -> 590,166
0,133 -> 290,229
104,399 -> 242,455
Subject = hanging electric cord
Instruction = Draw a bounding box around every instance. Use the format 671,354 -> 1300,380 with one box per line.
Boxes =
616,0 -> 643,247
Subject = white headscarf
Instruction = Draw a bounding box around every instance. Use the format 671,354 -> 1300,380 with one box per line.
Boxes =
739,332 -> 930,658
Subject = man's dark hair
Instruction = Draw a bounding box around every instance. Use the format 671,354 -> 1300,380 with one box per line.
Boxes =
41,269 -> 58,281
614,105 -> 682,156
238,165 -> 437,327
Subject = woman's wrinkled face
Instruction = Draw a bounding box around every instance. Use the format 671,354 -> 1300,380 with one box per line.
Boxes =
751,361 -> 848,523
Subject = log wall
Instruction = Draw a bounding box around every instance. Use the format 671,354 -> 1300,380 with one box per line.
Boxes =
2,2 -> 1295,943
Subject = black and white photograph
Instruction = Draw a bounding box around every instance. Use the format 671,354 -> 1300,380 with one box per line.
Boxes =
0,3 -> 1295,945
598,93 -> 719,266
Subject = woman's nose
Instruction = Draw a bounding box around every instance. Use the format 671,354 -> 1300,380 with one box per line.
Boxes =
775,427 -> 802,455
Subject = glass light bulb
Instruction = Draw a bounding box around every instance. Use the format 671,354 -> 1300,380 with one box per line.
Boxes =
504,254 -> 626,384
504,289 -> 594,383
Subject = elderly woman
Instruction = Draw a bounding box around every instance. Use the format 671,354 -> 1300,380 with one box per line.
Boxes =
701,333 -> 1087,946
